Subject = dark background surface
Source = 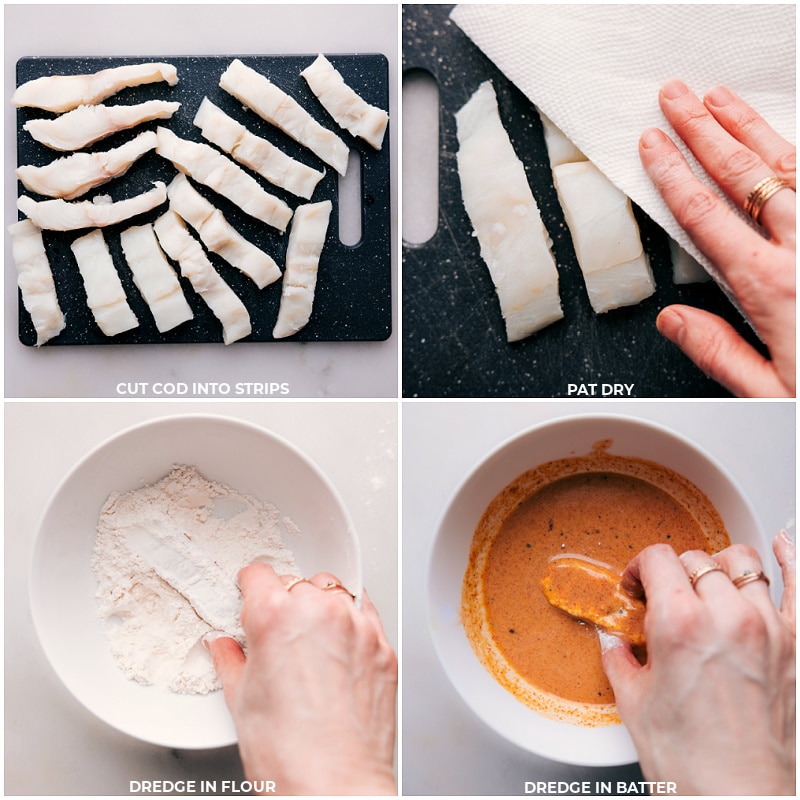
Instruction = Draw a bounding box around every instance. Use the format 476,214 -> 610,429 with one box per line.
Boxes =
15,53 -> 391,346
401,5 -> 764,398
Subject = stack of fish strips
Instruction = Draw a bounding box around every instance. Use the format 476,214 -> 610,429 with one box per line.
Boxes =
10,55 -> 389,345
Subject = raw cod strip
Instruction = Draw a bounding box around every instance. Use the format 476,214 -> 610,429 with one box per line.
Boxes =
12,62 -> 178,113
193,97 -> 324,200
16,130 -> 158,200
455,81 -> 563,342
156,126 -> 292,232
167,174 -> 281,289
8,219 -> 66,345
272,200 -> 332,339
119,223 -> 194,332
70,229 -> 139,336
154,210 -> 251,345
18,181 -> 167,231
219,58 -> 349,175
23,100 -> 180,152
538,110 -> 585,167
552,161 -> 655,313
124,523 -> 242,637
300,53 -> 389,150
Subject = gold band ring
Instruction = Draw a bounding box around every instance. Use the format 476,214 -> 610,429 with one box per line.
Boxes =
284,576 -> 311,592
732,570 -> 770,589
743,176 -> 792,223
320,580 -> 356,600
688,562 -> 724,589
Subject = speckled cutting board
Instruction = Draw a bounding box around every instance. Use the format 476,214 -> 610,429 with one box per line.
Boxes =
15,54 -> 391,346
402,5 -> 764,398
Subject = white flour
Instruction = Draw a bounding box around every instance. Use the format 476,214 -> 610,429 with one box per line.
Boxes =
92,464 -> 301,695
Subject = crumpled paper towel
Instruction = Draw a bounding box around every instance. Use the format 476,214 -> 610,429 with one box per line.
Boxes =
450,4 -> 795,295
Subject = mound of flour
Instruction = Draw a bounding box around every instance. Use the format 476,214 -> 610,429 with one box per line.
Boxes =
92,464 -> 301,695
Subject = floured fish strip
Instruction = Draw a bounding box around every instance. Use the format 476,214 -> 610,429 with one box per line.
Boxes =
220,58 -> 349,176
273,200 -> 332,339
156,127 -> 292,232
70,229 -> 139,336
18,181 -> 167,231
301,54 -> 389,150
124,523 -> 243,637
193,97 -> 324,200
8,219 -> 66,345
120,223 -> 194,332
456,81 -> 563,342
154,210 -> 251,344
538,111 -> 655,313
23,100 -> 180,152
167,174 -> 281,289
669,239 -> 710,285
553,161 -> 655,313
16,130 -> 157,200
12,62 -> 178,114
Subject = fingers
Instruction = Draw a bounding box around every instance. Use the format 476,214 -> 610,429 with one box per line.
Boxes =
657,79 -> 795,239
597,629 -> 642,714
703,85 -> 796,191
656,305 -> 792,398
621,543 -> 696,606
773,530 -> 796,635
204,633 -> 246,710
712,544 -> 774,617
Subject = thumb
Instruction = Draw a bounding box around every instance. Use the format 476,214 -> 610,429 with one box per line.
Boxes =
203,632 -> 246,709
597,629 -> 642,712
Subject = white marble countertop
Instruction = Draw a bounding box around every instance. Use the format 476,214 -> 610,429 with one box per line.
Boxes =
5,4 -> 398,399
401,400 -> 795,795
5,401 -> 397,795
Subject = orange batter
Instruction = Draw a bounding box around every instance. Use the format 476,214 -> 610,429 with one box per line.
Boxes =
462,441 -> 729,725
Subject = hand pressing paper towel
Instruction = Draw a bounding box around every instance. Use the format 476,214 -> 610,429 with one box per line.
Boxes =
450,4 -> 795,298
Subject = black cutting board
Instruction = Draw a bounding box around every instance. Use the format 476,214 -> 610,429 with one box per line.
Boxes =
15,53 -> 391,345
402,5 -> 764,398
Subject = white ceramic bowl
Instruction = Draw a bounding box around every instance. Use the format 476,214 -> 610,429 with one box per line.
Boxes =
428,413 -> 767,766
30,414 -> 361,749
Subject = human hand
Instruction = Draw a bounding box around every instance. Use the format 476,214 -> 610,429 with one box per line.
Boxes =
640,79 -> 795,397
600,533 -> 795,795
205,565 -> 398,796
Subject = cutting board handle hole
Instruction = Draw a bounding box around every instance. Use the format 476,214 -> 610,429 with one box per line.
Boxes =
338,149 -> 363,247
402,68 -> 439,245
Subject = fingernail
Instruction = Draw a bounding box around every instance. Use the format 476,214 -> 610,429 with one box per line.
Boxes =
656,307 -> 684,341
596,629 -> 624,653
661,79 -> 690,100
705,85 -> 734,107
202,631 -> 226,652
640,127 -> 668,149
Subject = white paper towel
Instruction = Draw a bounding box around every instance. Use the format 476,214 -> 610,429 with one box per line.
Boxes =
451,4 -> 796,293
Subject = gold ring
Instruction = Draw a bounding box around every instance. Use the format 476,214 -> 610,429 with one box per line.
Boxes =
732,570 -> 770,589
743,176 -> 791,222
284,577 -> 311,592
320,580 -> 356,600
688,562 -> 724,589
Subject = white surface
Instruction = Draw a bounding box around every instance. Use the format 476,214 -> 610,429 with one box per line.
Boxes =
6,401 -> 397,794
403,401 -> 795,795
450,4 -> 796,294
4,4 -> 399,399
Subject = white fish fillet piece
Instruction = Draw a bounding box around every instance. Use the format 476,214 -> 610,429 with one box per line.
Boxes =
154,210 -> 251,345
272,200 -> 332,339
552,161 -> 655,313
120,223 -> 194,332
124,523 -> 242,637
193,97 -> 324,200
538,110 -> 585,167
670,238 -> 710,285
12,62 -> 178,113
8,219 -> 66,345
219,58 -> 349,175
300,54 -> 389,150
16,130 -> 157,200
167,174 -> 281,289
455,81 -> 563,342
156,127 -> 292,232
23,100 -> 180,152
70,229 -> 139,336
18,181 -> 167,231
